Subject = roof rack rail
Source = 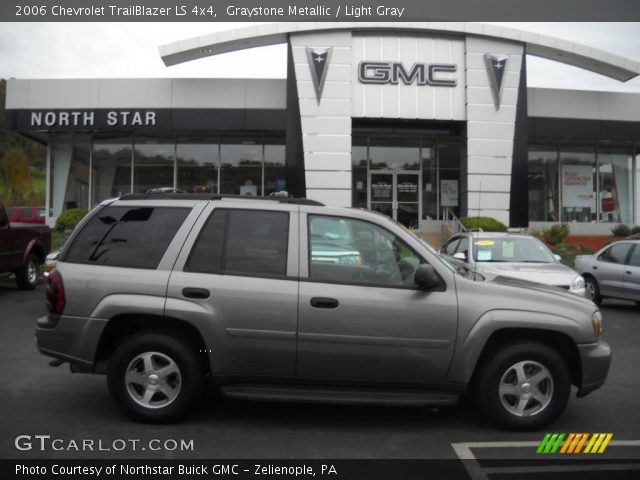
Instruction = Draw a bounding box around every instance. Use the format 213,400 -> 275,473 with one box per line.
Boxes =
118,193 -> 325,206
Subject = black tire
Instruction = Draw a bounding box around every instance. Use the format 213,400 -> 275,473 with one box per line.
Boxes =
15,254 -> 40,290
107,332 -> 204,423
474,341 -> 571,430
584,276 -> 602,305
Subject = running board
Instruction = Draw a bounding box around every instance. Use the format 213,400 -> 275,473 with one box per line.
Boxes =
221,384 -> 459,407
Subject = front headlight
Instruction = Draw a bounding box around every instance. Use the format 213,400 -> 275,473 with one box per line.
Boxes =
571,275 -> 585,291
592,310 -> 603,338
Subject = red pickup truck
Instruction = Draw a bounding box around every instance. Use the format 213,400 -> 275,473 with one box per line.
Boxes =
0,202 -> 51,289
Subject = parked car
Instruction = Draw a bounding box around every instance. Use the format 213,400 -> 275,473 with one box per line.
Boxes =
0,202 -> 51,289
8,206 -> 47,224
440,232 -> 587,297
36,194 -> 609,430
574,240 -> 640,306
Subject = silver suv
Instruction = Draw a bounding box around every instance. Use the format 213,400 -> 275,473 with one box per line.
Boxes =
36,195 -> 611,430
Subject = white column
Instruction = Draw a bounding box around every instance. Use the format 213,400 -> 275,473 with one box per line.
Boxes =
290,31 -> 353,207
51,142 -> 73,218
465,37 -> 524,226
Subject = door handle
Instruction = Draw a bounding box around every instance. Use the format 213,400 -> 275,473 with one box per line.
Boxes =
592,266 -> 598,270
310,297 -> 339,309
626,270 -> 632,275
182,287 -> 210,299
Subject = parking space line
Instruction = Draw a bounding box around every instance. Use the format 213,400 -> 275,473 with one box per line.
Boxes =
451,440 -> 640,480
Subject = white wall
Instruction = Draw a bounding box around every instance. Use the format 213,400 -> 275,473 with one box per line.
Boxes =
465,37 -> 524,226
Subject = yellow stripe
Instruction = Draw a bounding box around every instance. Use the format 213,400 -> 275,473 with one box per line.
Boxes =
597,434 -> 613,453
584,434 -> 598,453
574,433 -> 589,454
589,433 -> 606,454
560,434 -> 575,454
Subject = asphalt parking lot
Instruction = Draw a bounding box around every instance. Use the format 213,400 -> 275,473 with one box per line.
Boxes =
0,278 -> 638,462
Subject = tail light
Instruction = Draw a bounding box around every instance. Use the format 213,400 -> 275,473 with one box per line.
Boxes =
46,269 -> 65,315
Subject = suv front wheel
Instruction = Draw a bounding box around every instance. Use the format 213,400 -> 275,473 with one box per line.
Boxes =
474,341 -> 571,430
107,333 -> 204,423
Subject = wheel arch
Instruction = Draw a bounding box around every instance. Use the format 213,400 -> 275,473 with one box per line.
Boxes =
94,314 -> 210,375
23,239 -> 46,265
469,328 -> 582,390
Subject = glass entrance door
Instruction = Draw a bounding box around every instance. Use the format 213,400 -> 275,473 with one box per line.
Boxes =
369,172 -> 394,219
369,170 -> 421,228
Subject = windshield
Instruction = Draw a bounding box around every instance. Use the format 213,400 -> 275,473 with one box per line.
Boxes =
473,237 -> 556,263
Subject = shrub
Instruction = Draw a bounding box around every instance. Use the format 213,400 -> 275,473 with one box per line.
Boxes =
542,223 -> 570,246
551,243 -> 594,268
630,226 -> 640,235
459,216 -> 507,232
528,227 -> 543,239
55,208 -> 88,233
611,224 -> 632,237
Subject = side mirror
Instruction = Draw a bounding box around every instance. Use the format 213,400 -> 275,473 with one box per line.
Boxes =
554,254 -> 562,262
414,264 -> 441,290
453,252 -> 467,261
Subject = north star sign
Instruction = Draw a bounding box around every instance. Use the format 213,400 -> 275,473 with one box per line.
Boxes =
30,110 -> 158,128
358,61 -> 457,87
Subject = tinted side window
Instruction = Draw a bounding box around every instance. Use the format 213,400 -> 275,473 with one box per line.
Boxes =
18,208 -> 32,218
187,209 -> 289,277
65,206 -> 189,269
599,243 -> 632,264
225,210 -> 289,275
185,210 -> 225,273
628,245 -> 640,268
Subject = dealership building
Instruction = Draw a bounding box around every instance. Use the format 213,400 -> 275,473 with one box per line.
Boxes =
5,22 -> 640,231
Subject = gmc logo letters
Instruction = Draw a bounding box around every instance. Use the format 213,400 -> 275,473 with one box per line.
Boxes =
358,61 -> 457,87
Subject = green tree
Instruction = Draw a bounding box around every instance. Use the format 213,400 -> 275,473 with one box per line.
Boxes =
1,147 -> 32,204
1,79 -> 46,202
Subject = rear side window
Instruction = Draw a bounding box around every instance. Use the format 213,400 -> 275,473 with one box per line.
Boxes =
65,206 -> 189,269
186,208 -> 289,277
598,243 -> 632,264
18,208 -> 32,218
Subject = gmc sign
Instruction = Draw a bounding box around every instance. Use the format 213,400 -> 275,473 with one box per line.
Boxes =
358,61 -> 457,87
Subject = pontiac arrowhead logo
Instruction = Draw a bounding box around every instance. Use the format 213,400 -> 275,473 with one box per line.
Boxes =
484,53 -> 508,109
306,47 -> 332,104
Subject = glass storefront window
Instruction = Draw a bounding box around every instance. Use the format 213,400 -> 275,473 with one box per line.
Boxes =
351,133 -> 462,226
92,138 -> 133,206
133,139 -> 175,193
221,140 -> 263,196
177,141 -> 219,194
369,137 -> 420,170
598,147 -> 633,223
560,146 -> 596,222
528,145 -> 559,222
264,143 -> 286,196
352,140 -> 368,209
421,143 -> 438,220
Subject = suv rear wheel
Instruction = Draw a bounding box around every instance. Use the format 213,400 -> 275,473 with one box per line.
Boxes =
107,332 -> 204,423
474,341 -> 570,430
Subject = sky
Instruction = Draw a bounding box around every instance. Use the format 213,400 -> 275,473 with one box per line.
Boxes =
1,22 -> 640,92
